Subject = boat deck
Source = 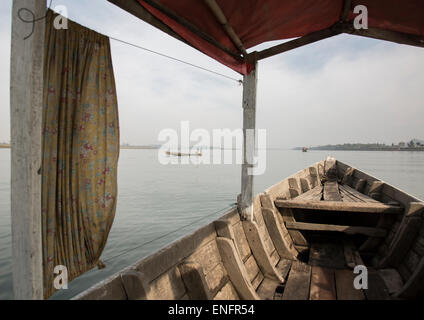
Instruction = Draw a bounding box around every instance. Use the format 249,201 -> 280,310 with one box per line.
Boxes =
76,159 -> 423,301
271,164 -> 402,300
272,243 -> 391,300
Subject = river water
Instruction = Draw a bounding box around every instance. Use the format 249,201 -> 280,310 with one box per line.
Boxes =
0,148 -> 423,299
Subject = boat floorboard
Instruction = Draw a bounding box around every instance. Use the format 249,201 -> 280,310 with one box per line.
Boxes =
274,242 -> 392,300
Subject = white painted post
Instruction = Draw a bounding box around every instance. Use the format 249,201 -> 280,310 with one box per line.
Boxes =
239,61 -> 258,221
10,0 -> 46,300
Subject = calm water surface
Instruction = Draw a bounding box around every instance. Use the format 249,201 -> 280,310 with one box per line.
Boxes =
0,149 -> 423,299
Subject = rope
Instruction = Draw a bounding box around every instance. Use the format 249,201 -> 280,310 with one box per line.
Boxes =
17,1 -> 243,84
109,36 -> 243,84
103,203 -> 236,263
17,0 -> 54,40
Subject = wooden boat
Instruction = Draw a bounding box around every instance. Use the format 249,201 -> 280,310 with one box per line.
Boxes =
166,151 -> 202,157
75,157 -> 424,300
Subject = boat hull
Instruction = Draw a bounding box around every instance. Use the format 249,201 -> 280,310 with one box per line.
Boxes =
75,159 -> 424,300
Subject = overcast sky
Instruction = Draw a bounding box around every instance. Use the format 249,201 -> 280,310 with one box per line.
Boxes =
1,0 -> 423,148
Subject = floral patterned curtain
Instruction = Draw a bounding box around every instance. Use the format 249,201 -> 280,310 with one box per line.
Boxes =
42,10 -> 120,298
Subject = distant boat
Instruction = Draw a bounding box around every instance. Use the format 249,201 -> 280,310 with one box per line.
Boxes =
302,147 -> 308,152
166,150 -> 202,157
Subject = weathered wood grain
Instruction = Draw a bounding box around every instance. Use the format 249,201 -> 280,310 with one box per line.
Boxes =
286,222 -> 387,237
179,262 -> 212,300
214,282 -> 240,300
216,237 -> 259,300
324,157 -> 338,181
335,269 -> 365,300
282,261 -> 311,300
275,199 -> 403,214
324,181 -> 342,201
364,269 -> 390,300
310,266 -> 336,300
11,0 -> 46,300
340,184 -> 379,203
309,243 -> 346,269
239,62 -> 258,221
276,259 -> 292,280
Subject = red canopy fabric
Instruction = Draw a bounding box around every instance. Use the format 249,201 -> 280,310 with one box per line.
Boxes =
138,0 -> 424,75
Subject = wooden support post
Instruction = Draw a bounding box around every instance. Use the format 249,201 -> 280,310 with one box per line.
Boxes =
10,0 -> 46,300
239,61 -> 258,221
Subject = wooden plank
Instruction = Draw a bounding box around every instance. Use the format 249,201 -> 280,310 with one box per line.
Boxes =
232,221 -> 252,262
216,238 -> 260,300
308,166 -> 320,188
179,262 -> 211,300
255,26 -> 341,61
251,271 -> 264,290
359,215 -> 394,253
214,282 -> 239,300
269,250 -> 280,267
282,261 -> 312,300
276,259 -> 292,280
239,61 -> 257,221
324,157 -> 338,180
296,185 -> 323,201
286,222 -> 387,237
244,255 -> 261,283
299,178 -> 311,193
189,240 -> 221,275
276,194 -> 309,248
10,0 -> 46,300
340,188 -> 361,202
340,185 -> 380,203
288,178 -> 301,194
335,269 -> 365,300
260,202 -> 299,259
310,267 -> 336,300
363,269 -> 390,300
368,181 -> 384,201
344,24 -> 424,49
378,202 -> 424,268
395,256 -> 424,299
204,263 -> 229,297
324,181 -> 342,201
309,243 -> 346,269
378,269 -> 404,296
281,208 -> 309,246
341,167 -> 355,186
344,241 -> 364,269
148,268 -> 187,300
275,199 -> 403,214
242,220 -> 283,282
256,277 -> 279,300
354,178 -> 367,193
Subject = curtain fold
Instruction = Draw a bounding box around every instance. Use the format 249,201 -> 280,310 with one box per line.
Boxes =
42,10 -> 120,298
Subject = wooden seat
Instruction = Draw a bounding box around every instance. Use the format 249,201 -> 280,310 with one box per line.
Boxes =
214,211 -> 282,300
275,199 -> 404,214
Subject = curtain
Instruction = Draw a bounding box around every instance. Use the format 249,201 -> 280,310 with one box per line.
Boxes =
42,10 -> 120,298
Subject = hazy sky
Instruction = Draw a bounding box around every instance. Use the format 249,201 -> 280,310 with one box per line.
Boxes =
1,0 -> 423,148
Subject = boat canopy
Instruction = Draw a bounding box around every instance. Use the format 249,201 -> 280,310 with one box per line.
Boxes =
110,0 -> 424,74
